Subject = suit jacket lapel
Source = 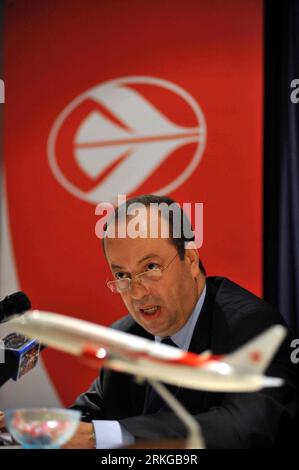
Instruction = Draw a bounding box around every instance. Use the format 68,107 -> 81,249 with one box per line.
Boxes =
188,279 -> 217,354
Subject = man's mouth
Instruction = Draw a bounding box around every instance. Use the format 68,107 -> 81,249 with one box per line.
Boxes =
139,305 -> 161,317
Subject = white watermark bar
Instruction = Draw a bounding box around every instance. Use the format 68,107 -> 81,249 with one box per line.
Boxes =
95,194 -> 204,249
0,79 -> 5,104
0,339 -> 5,364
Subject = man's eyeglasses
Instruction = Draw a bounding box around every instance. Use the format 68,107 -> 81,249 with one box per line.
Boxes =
106,252 -> 179,294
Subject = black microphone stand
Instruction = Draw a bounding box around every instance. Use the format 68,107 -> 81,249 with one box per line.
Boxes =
0,350 -> 18,387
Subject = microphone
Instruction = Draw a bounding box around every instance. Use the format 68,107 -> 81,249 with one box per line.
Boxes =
0,292 -> 31,323
0,292 -> 39,386
0,333 -> 41,387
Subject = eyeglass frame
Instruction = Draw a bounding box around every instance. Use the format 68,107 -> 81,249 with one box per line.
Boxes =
106,252 -> 179,294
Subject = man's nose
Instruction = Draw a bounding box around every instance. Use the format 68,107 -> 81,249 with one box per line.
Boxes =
129,278 -> 151,300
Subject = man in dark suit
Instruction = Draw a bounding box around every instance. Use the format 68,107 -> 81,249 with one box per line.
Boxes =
67,195 -> 298,449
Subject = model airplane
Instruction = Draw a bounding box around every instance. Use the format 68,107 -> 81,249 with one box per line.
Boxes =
10,310 -> 286,449
11,310 -> 285,392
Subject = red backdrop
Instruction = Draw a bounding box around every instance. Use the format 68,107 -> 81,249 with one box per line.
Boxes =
3,0 -> 263,404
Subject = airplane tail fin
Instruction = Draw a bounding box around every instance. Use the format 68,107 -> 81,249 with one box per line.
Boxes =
224,325 -> 286,373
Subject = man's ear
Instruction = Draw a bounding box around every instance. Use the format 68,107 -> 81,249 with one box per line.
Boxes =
184,242 -> 201,278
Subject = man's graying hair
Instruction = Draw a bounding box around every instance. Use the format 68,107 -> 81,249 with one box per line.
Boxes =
103,194 -> 206,275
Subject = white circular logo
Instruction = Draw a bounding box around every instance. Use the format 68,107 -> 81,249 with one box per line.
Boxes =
48,76 -> 207,204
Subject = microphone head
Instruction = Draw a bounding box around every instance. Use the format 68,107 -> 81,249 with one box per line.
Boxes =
7,292 -> 31,313
0,292 -> 31,322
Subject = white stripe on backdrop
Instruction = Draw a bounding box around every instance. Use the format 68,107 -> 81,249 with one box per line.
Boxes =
0,170 -> 61,409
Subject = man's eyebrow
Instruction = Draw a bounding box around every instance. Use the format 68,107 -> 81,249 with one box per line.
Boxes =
111,263 -> 125,270
137,253 -> 161,264
111,254 -> 160,271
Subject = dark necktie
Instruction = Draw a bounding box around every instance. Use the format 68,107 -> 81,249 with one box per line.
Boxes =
160,337 -> 177,348
143,337 -> 179,414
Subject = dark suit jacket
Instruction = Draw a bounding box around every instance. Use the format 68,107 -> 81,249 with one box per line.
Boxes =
71,277 -> 299,448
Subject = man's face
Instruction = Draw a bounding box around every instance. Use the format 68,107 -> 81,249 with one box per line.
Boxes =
104,212 -> 203,337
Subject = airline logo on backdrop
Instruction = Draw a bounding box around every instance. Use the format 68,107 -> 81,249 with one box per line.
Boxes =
47,76 -> 207,204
